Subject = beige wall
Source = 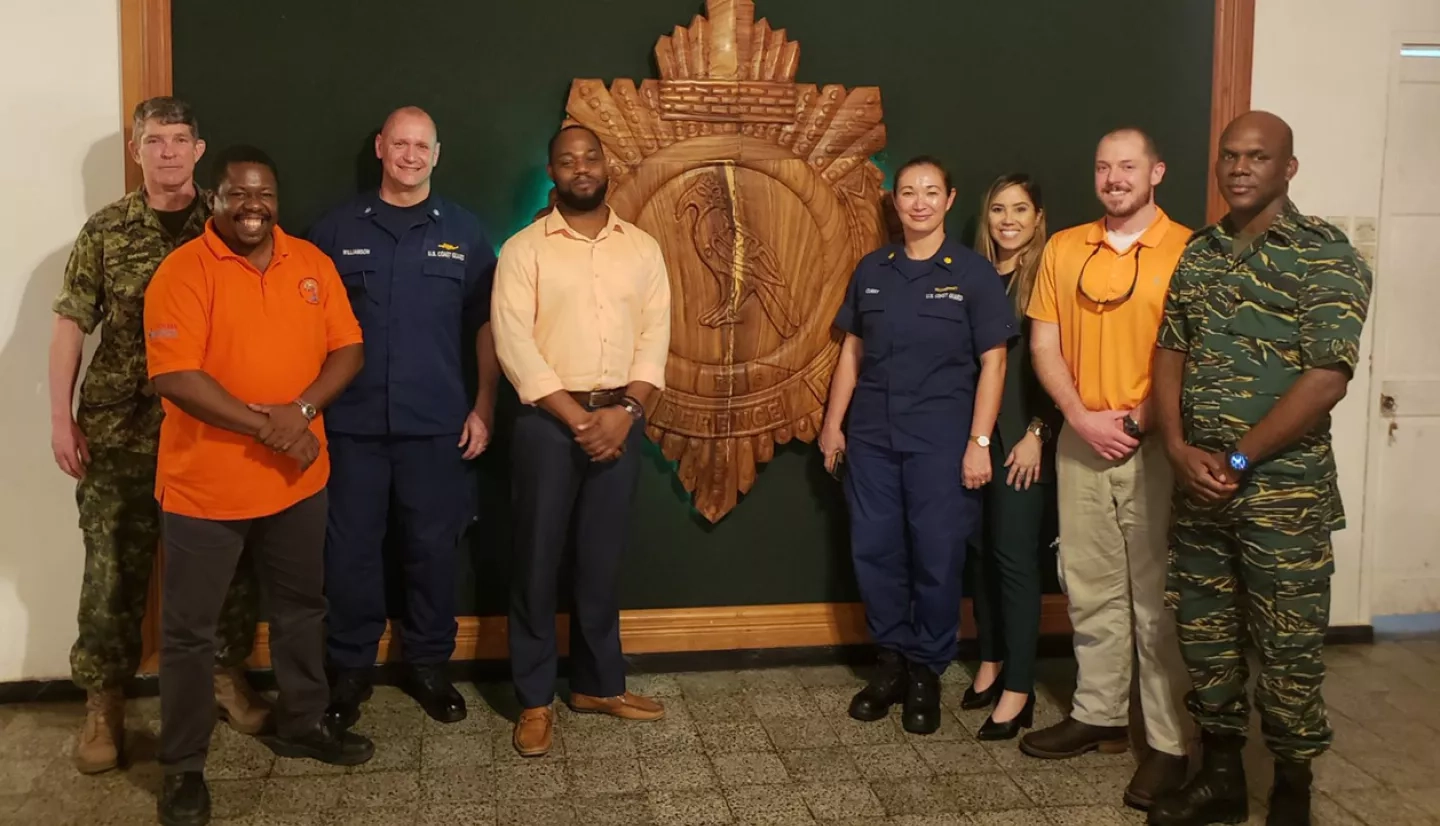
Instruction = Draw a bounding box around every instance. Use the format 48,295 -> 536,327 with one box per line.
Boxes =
0,0 -> 126,681
1252,0 -> 1440,625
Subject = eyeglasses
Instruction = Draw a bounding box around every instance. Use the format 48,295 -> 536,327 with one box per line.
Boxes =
1075,244 -> 1142,306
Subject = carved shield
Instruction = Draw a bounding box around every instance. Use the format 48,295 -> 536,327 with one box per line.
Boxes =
563,0 -> 887,522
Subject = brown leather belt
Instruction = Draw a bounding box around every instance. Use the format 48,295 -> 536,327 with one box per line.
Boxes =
570,387 -> 627,408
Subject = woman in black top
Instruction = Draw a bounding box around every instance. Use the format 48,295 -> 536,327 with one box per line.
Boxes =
964,173 -> 1061,739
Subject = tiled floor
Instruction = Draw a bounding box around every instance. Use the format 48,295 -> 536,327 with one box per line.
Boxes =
2,639 -> 1440,825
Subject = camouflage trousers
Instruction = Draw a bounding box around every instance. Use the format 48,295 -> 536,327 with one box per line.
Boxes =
1166,486 -> 1334,762
70,448 -> 259,690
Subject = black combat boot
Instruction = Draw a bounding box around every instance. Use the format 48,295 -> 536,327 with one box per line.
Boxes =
1148,732 -> 1249,825
848,648 -> 907,722
901,662 -> 942,735
1267,759 -> 1313,826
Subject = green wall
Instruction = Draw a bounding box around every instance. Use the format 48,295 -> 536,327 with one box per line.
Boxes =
173,0 -> 1214,615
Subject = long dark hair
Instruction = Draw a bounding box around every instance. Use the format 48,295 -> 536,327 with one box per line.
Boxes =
974,173 -> 1047,315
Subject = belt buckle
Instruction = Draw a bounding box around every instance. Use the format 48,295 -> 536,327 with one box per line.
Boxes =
586,390 -> 608,408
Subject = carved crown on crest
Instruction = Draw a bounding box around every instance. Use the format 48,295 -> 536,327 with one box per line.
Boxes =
562,0 -> 887,523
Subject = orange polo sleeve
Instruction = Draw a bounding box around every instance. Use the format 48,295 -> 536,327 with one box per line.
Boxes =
144,251 -> 211,377
1025,237 -> 1061,324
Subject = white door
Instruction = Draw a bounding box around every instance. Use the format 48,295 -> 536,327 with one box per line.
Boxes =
1364,41 -> 1440,618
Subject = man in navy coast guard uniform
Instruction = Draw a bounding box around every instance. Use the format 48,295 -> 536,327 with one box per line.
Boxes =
308,106 -> 498,727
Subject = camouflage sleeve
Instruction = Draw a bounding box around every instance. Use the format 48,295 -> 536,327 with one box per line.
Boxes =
52,217 -> 105,333
1156,248 -> 1196,353
1299,243 -> 1373,373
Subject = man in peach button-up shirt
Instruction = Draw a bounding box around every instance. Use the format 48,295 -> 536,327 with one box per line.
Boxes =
491,124 -> 671,758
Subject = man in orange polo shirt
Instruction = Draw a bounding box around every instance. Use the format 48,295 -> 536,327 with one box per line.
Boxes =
1020,128 -> 1192,811
144,145 -> 372,826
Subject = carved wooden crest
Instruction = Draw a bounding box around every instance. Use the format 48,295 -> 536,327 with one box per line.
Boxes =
563,0 -> 887,522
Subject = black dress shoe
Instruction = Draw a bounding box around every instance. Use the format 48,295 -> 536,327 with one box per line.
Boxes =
324,668 -> 372,731
977,693 -> 1035,741
264,719 -> 375,766
901,662 -> 942,735
848,649 -> 907,722
960,672 -> 1004,710
409,664 -> 467,723
158,771 -> 210,826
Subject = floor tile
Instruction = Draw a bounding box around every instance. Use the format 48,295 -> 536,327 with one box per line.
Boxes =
495,796 -> 578,825
648,789 -> 734,825
777,747 -> 860,783
911,740 -> 996,774
334,770 -> 420,808
492,759 -> 570,800
723,783 -> 814,824
414,801 -> 497,826
849,743 -> 930,780
1331,787 -> 1440,825
797,780 -> 884,820
935,771 -> 1034,812
762,716 -> 839,750
569,757 -> 645,795
574,791 -> 658,826
698,722 -> 774,754
423,732 -> 495,769
712,751 -> 791,786
640,752 -> 719,790
1041,804 -> 1148,825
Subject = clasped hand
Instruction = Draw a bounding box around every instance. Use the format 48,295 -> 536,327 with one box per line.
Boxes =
250,403 -> 319,470
573,406 -> 633,462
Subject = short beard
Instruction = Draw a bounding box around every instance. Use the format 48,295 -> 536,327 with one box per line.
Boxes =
1102,186 -> 1151,220
556,179 -> 609,212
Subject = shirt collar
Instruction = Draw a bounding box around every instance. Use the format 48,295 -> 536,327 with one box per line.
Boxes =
543,206 -> 625,240
355,190 -> 442,222
201,219 -> 292,265
879,238 -> 965,280
1206,199 -> 1305,248
124,186 -> 209,231
1083,207 -> 1174,250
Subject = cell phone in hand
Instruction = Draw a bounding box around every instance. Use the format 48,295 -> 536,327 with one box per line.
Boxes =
828,449 -> 846,481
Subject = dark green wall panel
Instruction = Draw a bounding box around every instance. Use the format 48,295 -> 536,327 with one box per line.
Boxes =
174,0 -> 1212,615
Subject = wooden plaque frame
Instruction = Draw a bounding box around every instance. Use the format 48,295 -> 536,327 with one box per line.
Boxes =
121,0 -> 1253,668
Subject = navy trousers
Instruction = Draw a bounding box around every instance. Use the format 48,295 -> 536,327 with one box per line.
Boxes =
844,437 -> 979,672
324,434 -> 471,669
508,407 -> 642,709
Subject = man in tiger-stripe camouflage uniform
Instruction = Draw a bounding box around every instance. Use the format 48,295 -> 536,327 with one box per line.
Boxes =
1148,111 -> 1371,826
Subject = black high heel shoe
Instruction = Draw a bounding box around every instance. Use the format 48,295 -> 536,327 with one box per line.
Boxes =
960,673 -> 1003,710
976,693 -> 1035,741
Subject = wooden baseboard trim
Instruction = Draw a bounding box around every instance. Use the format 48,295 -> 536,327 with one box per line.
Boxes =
228,597 -> 1074,670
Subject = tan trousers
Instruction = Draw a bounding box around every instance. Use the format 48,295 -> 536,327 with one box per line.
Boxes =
1056,425 -> 1189,756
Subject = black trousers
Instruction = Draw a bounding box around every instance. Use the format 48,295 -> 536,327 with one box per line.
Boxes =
971,439 -> 1046,694
159,491 -> 329,774
508,407 -> 642,708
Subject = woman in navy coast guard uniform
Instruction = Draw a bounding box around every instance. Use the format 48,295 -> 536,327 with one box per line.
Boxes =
819,156 -> 1016,735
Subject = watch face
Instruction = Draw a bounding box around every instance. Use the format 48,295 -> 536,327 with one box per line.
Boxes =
1229,452 -> 1248,471
974,436 -> 990,448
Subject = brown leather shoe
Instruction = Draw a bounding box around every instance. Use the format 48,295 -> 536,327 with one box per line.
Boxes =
1019,716 -> 1129,760
1124,749 -> 1188,810
513,706 -> 554,757
568,691 -> 665,721
214,666 -> 272,735
74,687 -> 124,774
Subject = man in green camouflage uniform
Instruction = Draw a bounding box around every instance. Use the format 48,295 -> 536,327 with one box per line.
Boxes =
50,97 -> 267,775
1148,111 -> 1372,826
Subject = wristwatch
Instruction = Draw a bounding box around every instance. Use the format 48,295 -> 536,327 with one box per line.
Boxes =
1226,449 -> 1251,473
618,396 -> 645,421
1123,414 -> 1142,439
971,434 -> 991,448
294,399 -> 318,421
1027,418 -> 1051,443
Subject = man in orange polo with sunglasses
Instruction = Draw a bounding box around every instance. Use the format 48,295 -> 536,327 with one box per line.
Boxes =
1019,128 -> 1193,812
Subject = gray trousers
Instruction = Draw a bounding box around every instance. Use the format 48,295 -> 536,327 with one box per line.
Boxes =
159,490 -> 329,773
